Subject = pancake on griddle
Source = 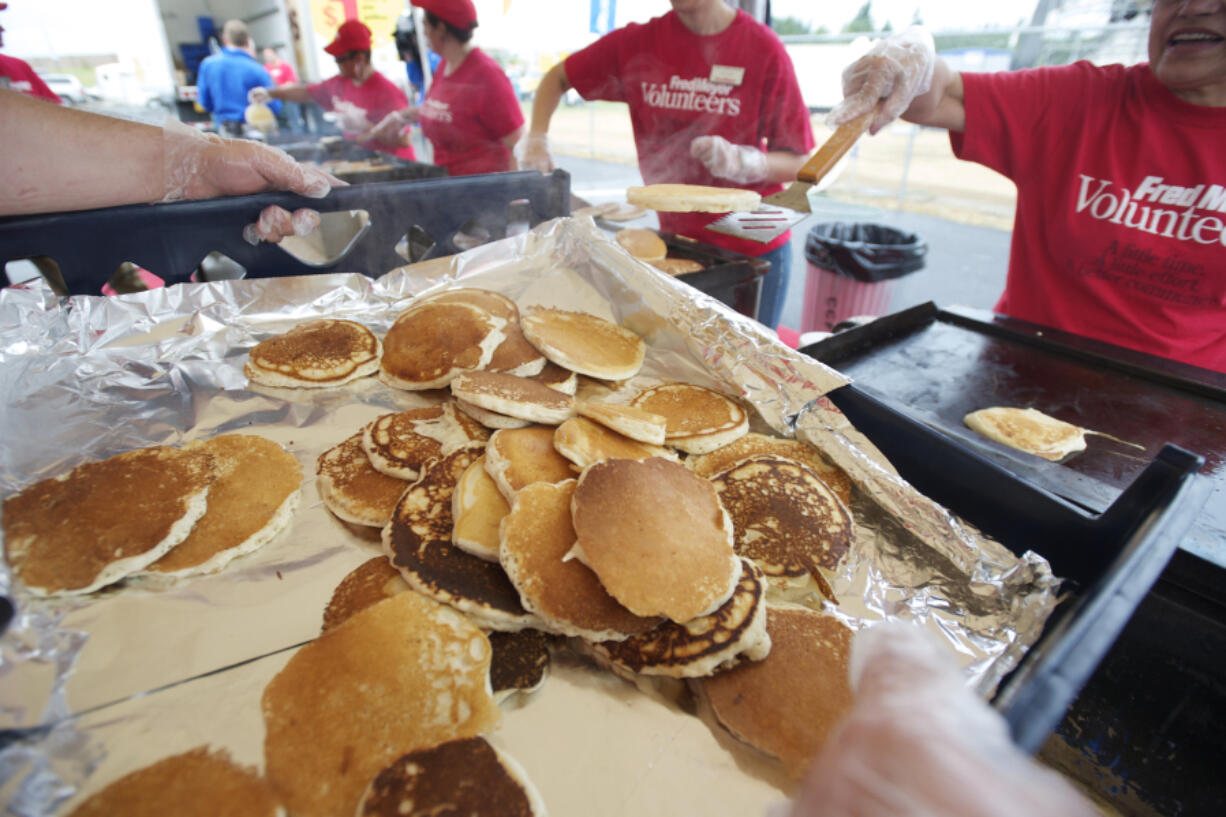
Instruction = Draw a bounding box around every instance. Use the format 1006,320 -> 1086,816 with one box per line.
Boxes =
589,558 -> 769,678
521,308 -> 645,381
710,454 -> 853,581
383,448 -> 538,631
576,401 -> 667,446
380,300 -> 506,390
570,457 -> 739,623
263,593 -> 500,817
316,434 -> 410,528
500,480 -> 661,642
489,629 -> 552,701
451,370 -> 575,425
484,426 -> 578,503
630,383 -> 749,455
363,402 -> 489,480
3,445 -> 215,596
699,605 -> 854,778
142,434 -> 302,580
245,318 -> 380,388
358,737 -> 545,817
452,455 -> 510,562
456,398 -> 533,430
553,416 -> 676,470
420,288 -> 546,376
648,257 -> 705,276
964,406 -> 1088,462
688,432 -> 853,506
321,556 -> 410,633
529,361 -> 578,394
67,746 -> 280,817
615,227 -> 667,261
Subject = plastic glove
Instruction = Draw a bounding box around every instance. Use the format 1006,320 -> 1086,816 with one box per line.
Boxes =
689,135 -> 769,185
789,622 -> 1098,817
517,132 -> 554,174
828,26 -> 937,135
332,98 -> 372,133
247,86 -> 272,106
364,108 -> 412,147
162,119 -> 344,202
243,206 -> 321,245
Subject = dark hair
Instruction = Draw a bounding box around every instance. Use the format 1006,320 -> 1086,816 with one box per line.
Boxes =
424,11 -> 475,44
337,49 -> 372,63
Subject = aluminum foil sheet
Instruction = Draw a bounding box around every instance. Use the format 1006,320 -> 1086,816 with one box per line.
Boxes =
0,216 -> 1058,814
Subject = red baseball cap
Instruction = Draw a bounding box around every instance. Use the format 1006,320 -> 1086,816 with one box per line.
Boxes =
324,19 -> 372,56
412,0 -> 478,30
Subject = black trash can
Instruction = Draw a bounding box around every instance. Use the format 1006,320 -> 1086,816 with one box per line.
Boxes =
801,222 -> 927,332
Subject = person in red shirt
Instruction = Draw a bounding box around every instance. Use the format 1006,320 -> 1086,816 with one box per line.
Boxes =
365,0 -> 523,176
261,46 -> 307,134
0,2 -> 59,103
252,20 -> 416,160
831,2 -> 1226,373
519,0 -> 814,329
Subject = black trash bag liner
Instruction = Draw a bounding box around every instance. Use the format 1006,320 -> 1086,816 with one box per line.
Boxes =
804,222 -> 927,283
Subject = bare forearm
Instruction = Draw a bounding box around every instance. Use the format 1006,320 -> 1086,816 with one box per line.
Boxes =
269,84 -> 314,105
901,59 -> 965,132
529,62 -> 570,135
763,150 -> 806,185
0,90 -> 164,215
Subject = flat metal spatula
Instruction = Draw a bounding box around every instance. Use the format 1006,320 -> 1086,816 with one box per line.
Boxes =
706,109 -> 875,244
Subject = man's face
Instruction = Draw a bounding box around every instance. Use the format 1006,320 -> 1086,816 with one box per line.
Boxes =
1147,0 -> 1226,103
263,48 -> 277,65
335,51 -> 363,79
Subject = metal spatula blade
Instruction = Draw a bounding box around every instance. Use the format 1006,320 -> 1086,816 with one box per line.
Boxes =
704,204 -> 809,243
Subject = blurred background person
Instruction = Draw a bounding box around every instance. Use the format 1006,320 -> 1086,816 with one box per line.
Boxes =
394,12 -> 441,105
197,19 -> 281,137
366,0 -> 523,175
0,1 -> 59,103
262,45 -> 307,134
251,20 -> 416,161
519,0 -> 813,330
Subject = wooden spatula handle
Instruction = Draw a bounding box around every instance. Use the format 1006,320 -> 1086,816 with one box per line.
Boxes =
796,110 -> 874,186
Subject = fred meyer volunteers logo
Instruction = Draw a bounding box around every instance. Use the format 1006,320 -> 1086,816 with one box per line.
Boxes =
640,76 -> 742,116
1077,174 -> 1226,246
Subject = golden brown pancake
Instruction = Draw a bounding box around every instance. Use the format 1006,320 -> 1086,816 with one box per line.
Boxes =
529,360 -> 578,394
576,401 -> 667,445
964,406 -> 1088,461
553,416 -> 676,470
484,426 -> 578,502
688,432 -> 853,507
648,257 -> 705,276
67,746 -> 280,817
615,228 -> 667,261
380,301 -> 506,390
245,318 -> 380,388
451,371 -> 575,425
321,556 -> 410,633
357,738 -> 545,817
451,455 -> 510,562
315,434 -> 411,528
142,435 -> 302,579
710,454 -> 853,579
521,308 -> 645,381
489,629 -> 552,699
3,445 -> 215,596
589,558 -> 769,678
383,448 -> 537,631
420,288 -> 546,376
500,480 -> 661,641
455,398 -> 533,430
699,606 -> 855,779
263,593 -> 500,817
630,383 -> 749,454
362,402 -> 489,480
571,457 -> 739,623
626,183 -> 761,214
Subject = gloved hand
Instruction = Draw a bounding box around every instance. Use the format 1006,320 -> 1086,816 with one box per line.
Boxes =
243,206 -> 321,245
517,132 -> 554,174
332,98 -> 372,133
247,86 -> 272,106
162,119 -> 343,202
364,108 -> 413,147
689,135 -> 769,185
828,26 -> 937,135
789,622 -> 1098,817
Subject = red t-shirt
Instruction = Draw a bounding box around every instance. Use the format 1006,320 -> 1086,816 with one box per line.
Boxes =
267,59 -> 298,87
954,62 -> 1226,373
564,10 -> 814,255
308,71 -> 416,160
0,55 -> 61,103
418,48 -> 523,176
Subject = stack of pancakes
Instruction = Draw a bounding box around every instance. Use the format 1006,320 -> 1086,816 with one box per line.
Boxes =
2,433 -> 302,596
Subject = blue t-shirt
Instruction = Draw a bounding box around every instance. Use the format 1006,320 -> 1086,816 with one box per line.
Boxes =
197,48 -> 282,122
